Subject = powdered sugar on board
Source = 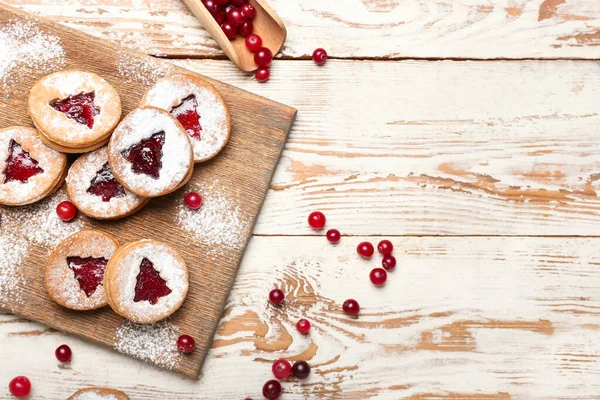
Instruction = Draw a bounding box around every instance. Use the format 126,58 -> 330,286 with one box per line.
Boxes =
176,178 -> 250,257
0,233 -> 27,310
114,320 -> 182,370
115,49 -> 174,87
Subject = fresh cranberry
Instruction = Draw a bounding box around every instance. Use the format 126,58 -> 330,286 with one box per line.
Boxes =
214,9 -> 225,24
216,0 -> 229,4
382,255 -> 396,271
377,239 -> 393,255
343,299 -> 360,316
308,211 -> 326,230
370,268 -> 387,286
296,318 -> 311,334
55,344 -> 72,362
292,361 -> 311,379
185,192 -> 203,210
8,376 -> 31,398
203,0 -> 219,14
221,22 -> 237,39
262,380 -> 282,399
231,0 -> 247,5
254,47 -> 273,68
239,20 -> 253,37
269,288 -> 284,305
177,334 -> 196,354
255,68 -> 270,82
271,358 -> 292,379
56,201 -> 77,222
241,3 -> 256,19
227,7 -> 245,26
357,242 -> 374,258
312,48 -> 328,65
245,34 -> 262,52
326,229 -> 340,243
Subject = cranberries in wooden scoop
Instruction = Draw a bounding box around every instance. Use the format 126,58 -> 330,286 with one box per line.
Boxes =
3,139 -> 43,184
133,258 -> 172,305
50,91 -> 100,129
121,131 -> 165,179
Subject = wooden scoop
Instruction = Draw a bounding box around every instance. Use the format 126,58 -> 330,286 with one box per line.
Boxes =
182,0 -> 287,72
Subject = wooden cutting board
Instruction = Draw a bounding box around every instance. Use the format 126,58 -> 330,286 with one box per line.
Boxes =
0,3 -> 295,378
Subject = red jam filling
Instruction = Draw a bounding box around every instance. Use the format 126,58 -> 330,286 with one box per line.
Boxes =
121,132 -> 165,179
133,258 -> 172,305
66,256 -> 108,297
171,95 -> 202,140
87,162 -> 126,202
50,91 -> 100,129
3,139 -> 44,184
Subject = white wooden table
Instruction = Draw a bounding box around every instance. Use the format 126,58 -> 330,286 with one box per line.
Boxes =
2,0 -> 600,398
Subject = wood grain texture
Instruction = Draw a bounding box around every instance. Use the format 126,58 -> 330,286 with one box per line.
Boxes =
4,0 -> 600,59
158,58 -> 600,236
2,236 -> 600,398
0,4 -> 295,378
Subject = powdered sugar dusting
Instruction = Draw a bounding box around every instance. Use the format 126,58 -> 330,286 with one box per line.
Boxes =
0,233 -> 27,310
116,50 -> 174,87
71,392 -> 119,400
176,178 -> 249,256
114,320 -> 181,369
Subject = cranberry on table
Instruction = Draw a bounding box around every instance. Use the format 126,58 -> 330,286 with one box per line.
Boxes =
185,192 -> 203,210
262,380 -> 282,399
377,239 -> 393,255
177,334 -> 196,354
272,358 -> 292,379
241,3 -> 256,19
292,360 -> 311,379
357,241 -> 374,258
269,288 -> 285,305
312,48 -> 328,65
245,34 -> 262,52
226,7 -> 245,26
343,299 -> 360,316
254,47 -> 273,68
55,344 -> 72,363
8,376 -> 31,398
296,318 -> 311,334
326,229 -> 341,243
56,200 -> 77,221
239,20 -> 253,37
307,211 -> 326,230
221,22 -> 237,39
382,255 -> 396,271
369,268 -> 387,286
255,68 -> 270,82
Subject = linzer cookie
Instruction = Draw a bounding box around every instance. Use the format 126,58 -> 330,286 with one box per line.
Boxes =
45,230 -> 119,311
140,74 -> 231,163
104,239 -> 188,324
66,146 -> 148,220
28,70 -> 122,153
107,107 -> 194,198
68,387 -> 130,400
0,126 -> 67,206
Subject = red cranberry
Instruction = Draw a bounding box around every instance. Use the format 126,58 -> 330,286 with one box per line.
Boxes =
185,192 -> 203,210
239,20 -> 253,37
370,268 -> 387,286
377,239 -> 393,255
343,299 -> 360,316
214,9 -> 225,24
56,201 -> 77,221
216,0 -> 229,4
245,34 -> 262,52
203,0 -> 219,14
8,376 -> 31,398
227,7 -> 245,26
296,318 -> 311,334
292,361 -> 311,379
312,48 -> 328,65
231,0 -> 247,5
269,288 -> 284,305
382,255 -> 396,271
255,68 -> 270,82
221,22 -> 237,39
177,334 -> 196,354
357,241 -> 374,258
262,380 -> 282,399
241,3 -> 256,19
326,229 -> 340,243
271,358 -> 292,379
308,211 -> 326,230
254,47 -> 273,68
55,344 -> 72,362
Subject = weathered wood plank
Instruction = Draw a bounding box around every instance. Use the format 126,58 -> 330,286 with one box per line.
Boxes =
2,236 -> 600,398
165,58 -> 600,236
4,0 -> 600,58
